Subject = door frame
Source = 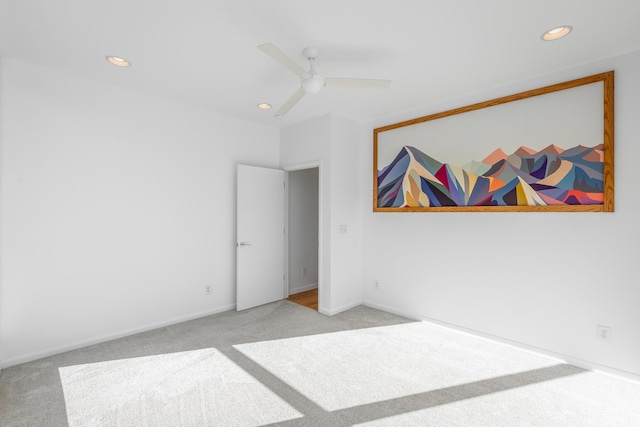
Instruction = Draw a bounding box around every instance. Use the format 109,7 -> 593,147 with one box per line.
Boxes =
283,161 -> 322,309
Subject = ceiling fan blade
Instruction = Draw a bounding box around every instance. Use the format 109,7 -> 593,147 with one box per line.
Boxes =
258,43 -> 308,78
276,88 -> 306,116
325,78 -> 391,89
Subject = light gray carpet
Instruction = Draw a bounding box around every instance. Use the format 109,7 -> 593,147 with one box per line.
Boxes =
237,322 -> 640,426
59,348 -> 303,426
1,300 -> 639,426
0,301 -> 412,426
235,322 -> 566,412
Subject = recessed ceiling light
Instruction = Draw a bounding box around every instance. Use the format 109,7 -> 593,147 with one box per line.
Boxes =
275,114 -> 284,119
106,56 -> 131,67
541,25 -> 573,41
257,103 -> 272,110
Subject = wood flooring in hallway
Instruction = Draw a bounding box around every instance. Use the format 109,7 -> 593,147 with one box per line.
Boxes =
287,288 -> 318,310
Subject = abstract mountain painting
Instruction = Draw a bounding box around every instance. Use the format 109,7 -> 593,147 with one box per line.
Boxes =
377,144 -> 604,208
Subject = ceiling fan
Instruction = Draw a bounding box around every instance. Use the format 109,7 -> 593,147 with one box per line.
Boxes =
258,43 -> 391,117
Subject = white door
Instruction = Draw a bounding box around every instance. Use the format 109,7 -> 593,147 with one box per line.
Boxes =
236,165 -> 285,311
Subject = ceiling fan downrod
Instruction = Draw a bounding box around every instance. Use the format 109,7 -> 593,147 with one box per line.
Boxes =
301,48 -> 325,94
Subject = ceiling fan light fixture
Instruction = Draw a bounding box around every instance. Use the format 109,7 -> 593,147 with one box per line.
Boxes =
541,25 -> 573,41
301,74 -> 326,94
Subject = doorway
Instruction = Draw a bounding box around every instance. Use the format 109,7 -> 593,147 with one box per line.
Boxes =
286,167 -> 319,310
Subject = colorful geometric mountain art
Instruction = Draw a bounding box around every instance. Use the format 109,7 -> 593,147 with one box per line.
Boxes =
377,144 -> 604,208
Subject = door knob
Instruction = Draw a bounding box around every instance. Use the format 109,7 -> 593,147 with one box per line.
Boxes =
237,241 -> 252,247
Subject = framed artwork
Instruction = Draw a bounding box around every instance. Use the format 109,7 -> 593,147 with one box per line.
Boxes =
373,71 -> 614,212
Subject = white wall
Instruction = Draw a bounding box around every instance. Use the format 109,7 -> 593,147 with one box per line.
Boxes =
280,113 -> 363,314
0,57 -> 3,373
362,50 -> 640,379
329,115 -> 364,311
288,168 -> 319,294
3,49 -> 637,380
0,58 -> 280,367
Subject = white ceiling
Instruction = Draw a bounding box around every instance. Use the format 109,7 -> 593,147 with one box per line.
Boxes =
1,0 -> 639,128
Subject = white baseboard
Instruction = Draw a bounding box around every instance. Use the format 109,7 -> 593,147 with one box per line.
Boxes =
319,299 -> 362,316
363,300 -> 640,385
289,283 -> 318,295
1,304 -> 236,369
363,300 -> 422,321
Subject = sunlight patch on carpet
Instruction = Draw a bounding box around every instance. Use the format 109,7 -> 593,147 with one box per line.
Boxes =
234,322 -> 560,411
354,370 -> 640,426
59,348 -> 302,427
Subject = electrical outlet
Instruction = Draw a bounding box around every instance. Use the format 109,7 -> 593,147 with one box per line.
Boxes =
302,267 -> 308,276
374,280 -> 380,290
205,285 -> 212,295
597,325 -> 611,342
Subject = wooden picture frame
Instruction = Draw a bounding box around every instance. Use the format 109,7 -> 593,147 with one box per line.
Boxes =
373,71 -> 614,212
